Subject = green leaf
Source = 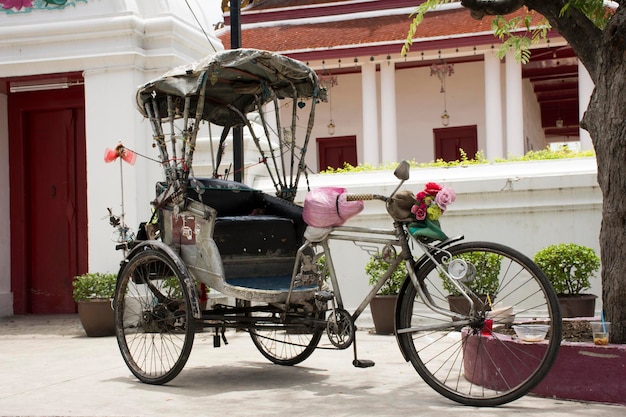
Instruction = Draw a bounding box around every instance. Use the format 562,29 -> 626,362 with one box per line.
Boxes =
402,0 -> 456,56
561,0 -> 608,29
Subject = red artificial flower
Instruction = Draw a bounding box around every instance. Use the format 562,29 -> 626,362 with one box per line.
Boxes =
424,182 -> 442,196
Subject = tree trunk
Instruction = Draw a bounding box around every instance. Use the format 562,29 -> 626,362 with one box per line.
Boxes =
581,7 -> 626,344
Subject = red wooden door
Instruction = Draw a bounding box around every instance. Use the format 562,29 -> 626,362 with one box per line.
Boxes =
317,135 -> 357,171
434,125 -> 478,162
9,86 -> 87,314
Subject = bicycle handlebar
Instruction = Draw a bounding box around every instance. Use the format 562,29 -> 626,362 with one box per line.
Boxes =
346,193 -> 388,202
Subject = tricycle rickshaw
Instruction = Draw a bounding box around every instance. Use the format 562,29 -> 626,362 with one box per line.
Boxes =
111,48 -> 561,406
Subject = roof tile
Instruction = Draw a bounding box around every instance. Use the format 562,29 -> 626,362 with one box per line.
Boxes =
220,7 -> 543,55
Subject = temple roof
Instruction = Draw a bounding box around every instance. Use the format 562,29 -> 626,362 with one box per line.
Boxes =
218,1 -> 545,60
217,0 -> 579,139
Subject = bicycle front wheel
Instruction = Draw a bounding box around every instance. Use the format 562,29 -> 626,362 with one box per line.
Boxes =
396,241 -> 561,406
114,246 -> 195,385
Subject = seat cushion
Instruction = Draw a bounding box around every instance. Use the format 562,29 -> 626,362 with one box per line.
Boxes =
213,215 -> 298,257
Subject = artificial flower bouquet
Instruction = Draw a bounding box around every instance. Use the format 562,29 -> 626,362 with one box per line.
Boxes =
411,182 -> 456,221
408,182 -> 456,242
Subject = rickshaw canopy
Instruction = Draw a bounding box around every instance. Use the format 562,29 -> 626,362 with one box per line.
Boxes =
136,48 -> 323,126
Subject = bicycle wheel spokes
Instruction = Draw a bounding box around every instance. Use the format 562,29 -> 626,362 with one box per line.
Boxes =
115,247 -> 195,385
249,309 -> 323,366
397,241 -> 561,406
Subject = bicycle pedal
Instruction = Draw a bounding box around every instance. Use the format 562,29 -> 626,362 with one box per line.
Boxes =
352,359 -> 375,368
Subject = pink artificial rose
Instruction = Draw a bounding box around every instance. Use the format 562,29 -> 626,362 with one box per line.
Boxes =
411,204 -> 427,220
416,191 -> 427,200
435,186 -> 456,210
424,182 -> 442,196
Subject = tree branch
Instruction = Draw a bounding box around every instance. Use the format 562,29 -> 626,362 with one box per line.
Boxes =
524,0 -> 603,81
459,0 -> 604,81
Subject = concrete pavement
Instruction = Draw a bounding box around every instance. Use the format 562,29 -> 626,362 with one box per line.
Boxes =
0,314 -> 624,417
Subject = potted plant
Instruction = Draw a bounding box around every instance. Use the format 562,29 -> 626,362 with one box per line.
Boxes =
72,272 -> 117,337
533,243 -> 600,318
441,252 -> 501,317
366,254 -> 407,335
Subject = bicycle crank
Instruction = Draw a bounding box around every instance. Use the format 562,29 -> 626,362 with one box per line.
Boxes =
326,308 -> 355,349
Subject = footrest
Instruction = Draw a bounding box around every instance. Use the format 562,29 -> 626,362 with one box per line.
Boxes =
225,275 -> 317,291
352,359 -> 375,368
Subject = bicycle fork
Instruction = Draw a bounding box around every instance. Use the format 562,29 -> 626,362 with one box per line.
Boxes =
396,238 -> 473,337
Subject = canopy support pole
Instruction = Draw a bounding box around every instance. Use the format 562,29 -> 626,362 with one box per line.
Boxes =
230,0 -> 244,183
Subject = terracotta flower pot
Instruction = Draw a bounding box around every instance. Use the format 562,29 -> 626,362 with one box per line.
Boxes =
77,299 -> 115,337
370,295 -> 398,335
447,294 -> 489,320
558,294 -> 597,318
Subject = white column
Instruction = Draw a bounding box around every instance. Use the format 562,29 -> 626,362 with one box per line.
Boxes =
578,61 -> 594,151
505,50 -> 524,157
484,52 -> 504,159
84,67 -> 154,274
361,62 -> 379,165
380,61 -> 397,163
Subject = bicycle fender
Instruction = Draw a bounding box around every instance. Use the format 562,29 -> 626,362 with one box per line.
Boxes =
113,240 -> 202,319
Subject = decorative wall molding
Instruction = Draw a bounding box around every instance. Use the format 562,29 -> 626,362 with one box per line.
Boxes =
0,0 -> 87,14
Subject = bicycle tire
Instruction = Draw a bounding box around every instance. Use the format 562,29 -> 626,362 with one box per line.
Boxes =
114,246 -> 195,385
249,308 -> 324,366
396,241 -> 561,406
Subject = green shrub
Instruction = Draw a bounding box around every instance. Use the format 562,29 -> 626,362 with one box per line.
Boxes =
366,254 -> 407,296
533,243 -> 600,295
441,252 -> 501,297
320,147 -> 594,174
72,272 -> 117,302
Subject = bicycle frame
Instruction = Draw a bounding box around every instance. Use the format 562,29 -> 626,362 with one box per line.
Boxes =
295,222 -> 471,329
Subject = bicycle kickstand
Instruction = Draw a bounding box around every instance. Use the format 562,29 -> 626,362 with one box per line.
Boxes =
352,330 -> 375,368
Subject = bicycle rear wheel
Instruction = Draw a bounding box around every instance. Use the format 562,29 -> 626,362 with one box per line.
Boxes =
396,241 -> 561,406
114,246 -> 195,385
249,307 -> 324,366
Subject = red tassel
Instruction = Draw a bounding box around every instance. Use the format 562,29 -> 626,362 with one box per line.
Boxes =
104,147 -> 119,163
104,143 -> 136,165
120,148 -> 137,165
